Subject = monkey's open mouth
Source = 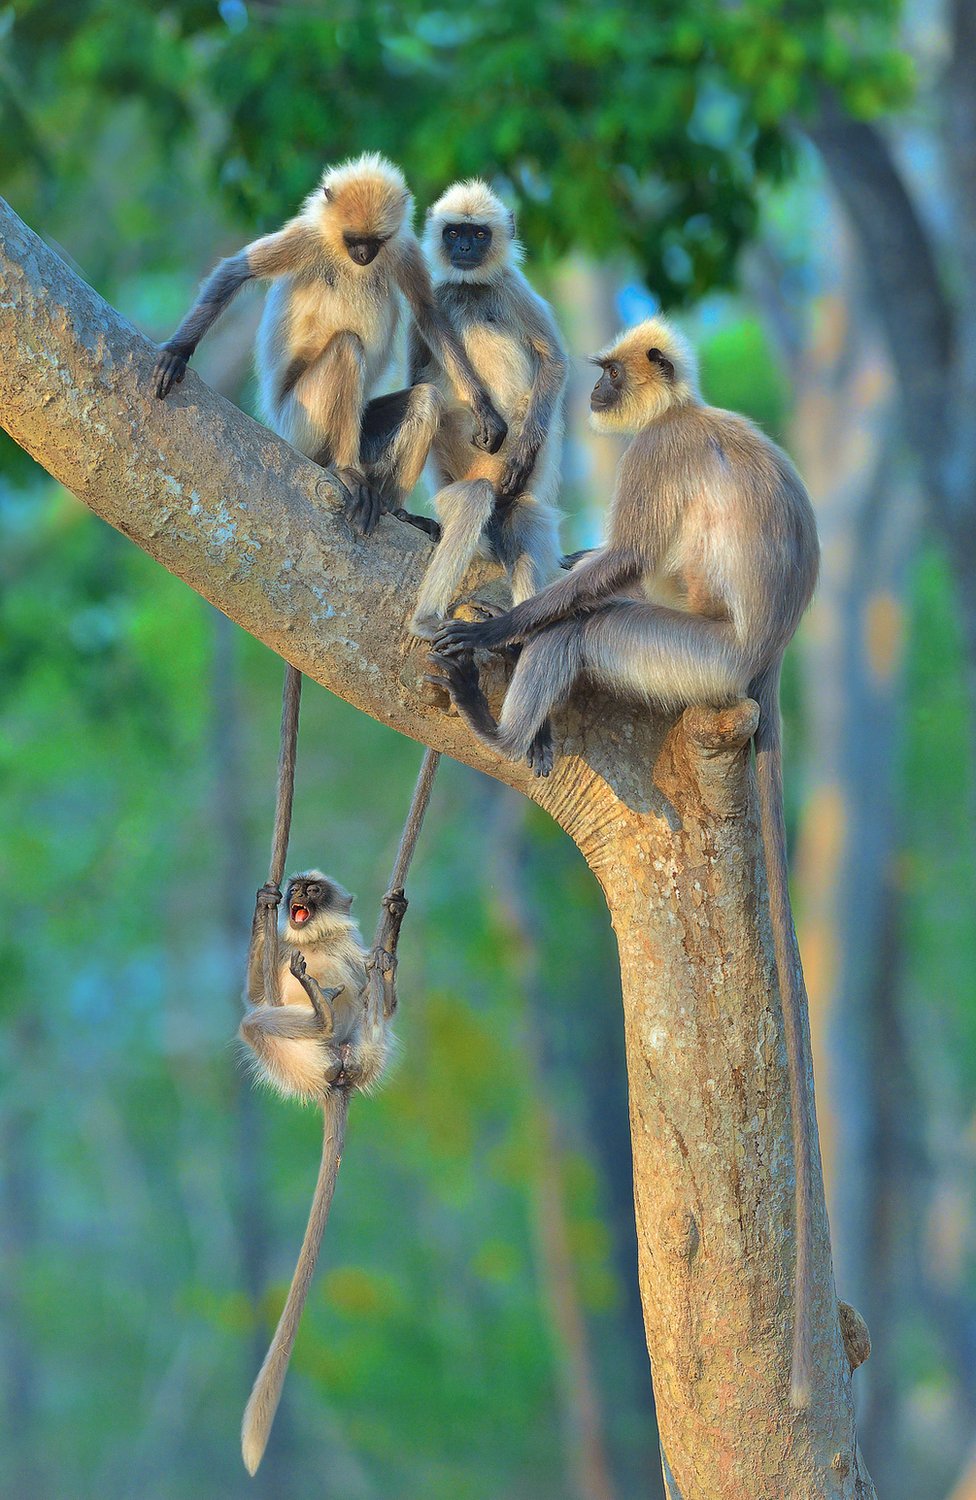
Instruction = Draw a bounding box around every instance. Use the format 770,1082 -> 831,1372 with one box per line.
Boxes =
290,904 -> 311,925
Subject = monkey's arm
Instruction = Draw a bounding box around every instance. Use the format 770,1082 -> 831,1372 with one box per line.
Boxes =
366,888 -> 408,1018
434,545 -> 642,653
395,238 -> 507,455
499,295 -> 568,500
246,883 -> 284,1004
153,221 -> 318,398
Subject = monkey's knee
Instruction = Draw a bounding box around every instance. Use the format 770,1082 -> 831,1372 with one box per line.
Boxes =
434,477 -> 496,528
405,382 -> 446,436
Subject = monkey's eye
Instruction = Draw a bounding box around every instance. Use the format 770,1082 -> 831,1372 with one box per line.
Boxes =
607,363 -> 620,381
308,883 -> 322,896
447,229 -> 458,239
475,229 -> 487,239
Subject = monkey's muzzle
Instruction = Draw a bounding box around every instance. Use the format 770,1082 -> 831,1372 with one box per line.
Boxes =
290,903 -> 311,925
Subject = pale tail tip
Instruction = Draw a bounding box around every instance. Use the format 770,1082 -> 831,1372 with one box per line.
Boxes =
241,1426 -> 266,1476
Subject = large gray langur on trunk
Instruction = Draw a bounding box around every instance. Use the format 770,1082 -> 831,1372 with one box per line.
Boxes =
428,316 -> 821,1407
152,154 -> 506,535
408,180 -> 568,638
238,871 -> 401,1474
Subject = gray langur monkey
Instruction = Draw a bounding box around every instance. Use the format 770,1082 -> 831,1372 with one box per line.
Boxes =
428,316 -> 821,1406
152,154 -> 507,536
238,870 -> 403,1474
407,180 -> 567,638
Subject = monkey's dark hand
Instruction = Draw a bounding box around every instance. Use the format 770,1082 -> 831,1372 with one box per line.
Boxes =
497,447 -> 537,501
335,467 -> 383,537
472,395 -> 507,455
153,346 -> 189,399
256,883 -> 282,910
433,612 -> 515,656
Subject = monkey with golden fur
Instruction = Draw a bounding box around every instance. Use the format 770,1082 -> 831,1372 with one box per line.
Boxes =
152,154 -> 506,534
429,316 -> 821,1405
238,870 -> 402,1473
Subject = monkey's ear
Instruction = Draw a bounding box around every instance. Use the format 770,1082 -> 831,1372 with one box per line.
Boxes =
508,210 -> 517,238
322,185 -> 334,202
648,347 -> 675,381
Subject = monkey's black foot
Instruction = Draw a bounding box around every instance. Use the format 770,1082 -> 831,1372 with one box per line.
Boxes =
527,721 -> 554,778
394,509 -> 442,543
432,613 -> 513,656
424,648 -> 482,714
256,882 -> 282,910
335,467 -> 383,537
153,347 -> 188,399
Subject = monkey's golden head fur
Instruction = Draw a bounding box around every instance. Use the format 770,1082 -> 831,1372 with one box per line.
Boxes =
589,316 -> 700,434
310,152 -> 412,250
424,178 -> 520,282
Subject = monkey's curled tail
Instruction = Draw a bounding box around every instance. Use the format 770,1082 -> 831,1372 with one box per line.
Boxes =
753,664 -> 816,1409
241,1090 -> 350,1475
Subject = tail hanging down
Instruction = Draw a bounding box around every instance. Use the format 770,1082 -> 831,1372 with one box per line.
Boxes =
241,1092 -> 350,1474
753,663 -> 816,1407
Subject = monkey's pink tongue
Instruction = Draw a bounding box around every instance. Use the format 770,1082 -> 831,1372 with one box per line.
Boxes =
291,906 -> 310,924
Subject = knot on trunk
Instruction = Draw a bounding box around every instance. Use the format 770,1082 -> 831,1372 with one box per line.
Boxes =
654,699 -> 759,821
838,1300 -> 871,1370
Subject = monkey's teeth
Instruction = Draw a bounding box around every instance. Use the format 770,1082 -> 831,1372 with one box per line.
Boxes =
291,906 -> 310,924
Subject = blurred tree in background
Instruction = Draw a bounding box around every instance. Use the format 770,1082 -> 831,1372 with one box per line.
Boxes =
1,1 -> 974,1497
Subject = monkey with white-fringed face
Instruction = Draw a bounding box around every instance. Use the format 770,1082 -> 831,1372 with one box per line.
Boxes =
407,179 -> 567,638
429,316 -> 822,1408
152,154 -> 506,535
237,868 -> 400,1474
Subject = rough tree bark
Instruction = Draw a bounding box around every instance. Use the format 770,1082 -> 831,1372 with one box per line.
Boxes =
0,197 -> 874,1498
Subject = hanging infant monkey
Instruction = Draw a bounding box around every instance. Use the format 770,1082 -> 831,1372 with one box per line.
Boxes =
237,668 -> 439,1472
152,154 -> 506,535
429,317 -> 822,1406
408,180 -> 567,638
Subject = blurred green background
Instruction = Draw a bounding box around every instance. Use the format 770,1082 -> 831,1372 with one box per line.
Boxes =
2,2 -> 975,1497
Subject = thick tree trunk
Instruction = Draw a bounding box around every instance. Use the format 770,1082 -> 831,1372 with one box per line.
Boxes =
0,197 -> 874,1498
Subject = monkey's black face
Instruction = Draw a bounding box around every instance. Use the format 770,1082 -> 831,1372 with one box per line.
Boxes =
442,221 -> 492,270
590,360 -> 625,413
286,876 -> 339,927
344,234 -> 384,267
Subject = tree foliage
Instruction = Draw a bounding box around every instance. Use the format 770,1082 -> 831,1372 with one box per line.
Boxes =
3,0 -> 909,301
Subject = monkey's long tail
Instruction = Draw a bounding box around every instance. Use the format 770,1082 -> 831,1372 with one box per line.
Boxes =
241,1091 -> 350,1475
753,664 -> 816,1408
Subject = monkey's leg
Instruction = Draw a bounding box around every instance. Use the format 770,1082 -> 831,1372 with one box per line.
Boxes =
361,384 -> 445,514
278,334 -> 381,536
489,495 -> 563,605
409,478 -> 496,639
575,600 -> 745,711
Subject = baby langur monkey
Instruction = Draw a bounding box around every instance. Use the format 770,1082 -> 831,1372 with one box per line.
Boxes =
238,869 -> 403,1474
429,317 -> 821,1406
152,154 -> 506,535
408,180 -> 567,638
